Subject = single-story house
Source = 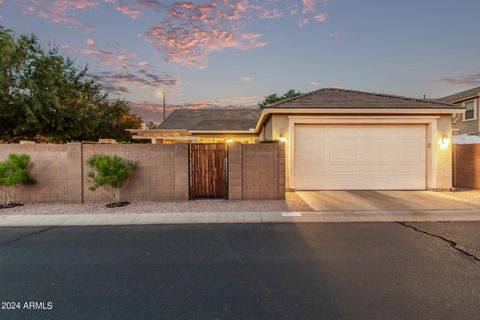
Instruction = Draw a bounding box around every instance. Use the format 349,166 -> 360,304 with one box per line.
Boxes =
131,88 -> 464,192
130,109 -> 261,144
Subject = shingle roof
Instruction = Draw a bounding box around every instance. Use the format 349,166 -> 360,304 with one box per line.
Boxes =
435,86 -> 480,103
156,108 -> 261,131
266,88 -> 460,109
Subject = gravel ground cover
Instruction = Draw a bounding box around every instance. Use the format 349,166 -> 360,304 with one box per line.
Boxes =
0,192 -> 312,215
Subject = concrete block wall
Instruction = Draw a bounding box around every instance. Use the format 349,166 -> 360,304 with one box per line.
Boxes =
228,143 -> 286,200
173,144 -> 189,201
82,144 -> 189,202
454,144 -> 480,189
0,143 -> 189,203
228,143 -> 243,200
0,143 -> 83,203
0,142 -> 284,203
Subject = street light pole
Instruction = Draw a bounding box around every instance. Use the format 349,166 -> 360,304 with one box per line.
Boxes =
163,90 -> 166,121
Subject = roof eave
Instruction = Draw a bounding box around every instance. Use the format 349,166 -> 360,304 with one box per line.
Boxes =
189,130 -> 257,134
447,94 -> 480,104
254,107 -> 464,131
264,107 -> 464,112
266,88 -> 461,109
129,129 -> 190,132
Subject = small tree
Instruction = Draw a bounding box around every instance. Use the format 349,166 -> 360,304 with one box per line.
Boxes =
0,154 -> 35,206
258,89 -> 303,108
87,154 -> 138,205
145,121 -> 158,130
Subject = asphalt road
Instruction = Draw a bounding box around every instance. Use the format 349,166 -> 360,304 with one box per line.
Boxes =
1,222 -> 480,320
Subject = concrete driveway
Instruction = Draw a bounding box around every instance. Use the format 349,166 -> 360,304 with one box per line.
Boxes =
296,191 -> 480,211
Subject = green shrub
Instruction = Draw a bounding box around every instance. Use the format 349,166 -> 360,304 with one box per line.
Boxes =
87,154 -> 138,204
0,154 -> 35,206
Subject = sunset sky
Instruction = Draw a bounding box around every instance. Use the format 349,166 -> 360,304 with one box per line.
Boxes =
1,0 -> 479,121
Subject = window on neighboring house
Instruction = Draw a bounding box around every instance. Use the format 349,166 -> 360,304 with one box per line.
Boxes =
464,100 -> 476,121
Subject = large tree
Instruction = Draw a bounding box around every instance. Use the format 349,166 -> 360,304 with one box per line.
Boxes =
258,89 -> 303,109
0,27 -> 141,143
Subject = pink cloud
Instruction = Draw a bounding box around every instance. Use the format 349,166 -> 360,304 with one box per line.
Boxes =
86,38 -> 95,46
143,0 -> 344,68
302,0 -> 318,13
20,0 -> 97,30
143,2 -> 269,68
115,0 -> 162,18
116,3 -> 142,19
298,18 -> 309,27
135,95 -> 261,111
258,8 -> 284,19
20,1 -> 331,69
143,0 -> 281,68
92,70 -> 180,94
195,95 -> 263,107
69,46 -> 137,69
138,61 -> 149,66
240,76 -> 253,82
437,72 -> 480,86
314,12 -> 327,22
330,31 -> 345,38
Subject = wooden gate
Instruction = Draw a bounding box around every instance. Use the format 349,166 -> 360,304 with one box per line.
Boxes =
189,144 -> 228,199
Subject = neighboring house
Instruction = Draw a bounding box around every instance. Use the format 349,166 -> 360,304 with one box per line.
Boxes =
131,88 -> 463,192
436,86 -> 480,143
130,109 -> 261,144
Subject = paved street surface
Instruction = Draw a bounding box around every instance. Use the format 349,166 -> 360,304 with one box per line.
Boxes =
1,222 -> 480,320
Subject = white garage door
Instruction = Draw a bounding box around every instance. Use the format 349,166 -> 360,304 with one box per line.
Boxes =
294,124 -> 427,190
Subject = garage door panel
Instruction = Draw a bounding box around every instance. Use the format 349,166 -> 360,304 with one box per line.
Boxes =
358,151 -> 396,161
294,124 -> 426,190
328,152 -> 360,161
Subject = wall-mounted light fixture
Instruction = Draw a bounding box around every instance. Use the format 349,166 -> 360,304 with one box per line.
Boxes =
438,135 -> 450,150
279,136 -> 288,143
226,139 -> 234,143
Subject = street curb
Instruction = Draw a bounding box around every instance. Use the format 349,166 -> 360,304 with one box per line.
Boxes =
2,209 -> 480,227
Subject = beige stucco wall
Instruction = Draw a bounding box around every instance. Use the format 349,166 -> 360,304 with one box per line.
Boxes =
260,114 -> 289,140
271,114 -> 289,139
435,114 -> 453,190
260,112 -> 454,191
263,116 -> 273,140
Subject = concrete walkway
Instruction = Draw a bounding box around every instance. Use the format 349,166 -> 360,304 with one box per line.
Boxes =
3,209 -> 480,226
